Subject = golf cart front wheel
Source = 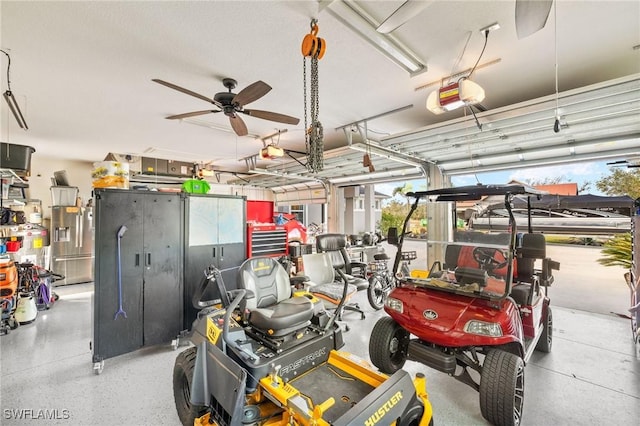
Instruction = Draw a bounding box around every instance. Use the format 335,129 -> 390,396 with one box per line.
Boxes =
369,316 -> 409,374
173,347 -> 208,426
480,350 -> 525,426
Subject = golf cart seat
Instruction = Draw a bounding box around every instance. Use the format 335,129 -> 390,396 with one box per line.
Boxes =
316,234 -> 368,290
510,233 -> 548,305
238,257 -> 314,337
516,233 -> 546,280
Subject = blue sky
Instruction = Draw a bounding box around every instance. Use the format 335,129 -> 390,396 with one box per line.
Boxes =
375,160 -> 612,198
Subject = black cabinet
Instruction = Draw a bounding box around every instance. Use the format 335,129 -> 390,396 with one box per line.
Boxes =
92,189 -> 183,361
183,194 -> 246,327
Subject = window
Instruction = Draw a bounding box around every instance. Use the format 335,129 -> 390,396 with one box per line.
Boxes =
290,204 -> 305,223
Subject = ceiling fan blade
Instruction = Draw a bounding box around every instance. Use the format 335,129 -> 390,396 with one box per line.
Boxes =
165,110 -> 219,120
376,0 -> 434,34
515,0 -> 553,39
152,79 -> 216,104
229,114 -> 248,136
232,81 -> 271,107
243,109 -> 300,125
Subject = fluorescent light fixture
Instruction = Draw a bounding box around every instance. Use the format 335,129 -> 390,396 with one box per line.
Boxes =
427,80 -> 485,114
3,90 -> 28,130
326,0 -> 426,75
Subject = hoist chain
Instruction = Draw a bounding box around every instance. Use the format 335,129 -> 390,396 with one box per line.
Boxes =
305,56 -> 323,173
303,57 -> 309,158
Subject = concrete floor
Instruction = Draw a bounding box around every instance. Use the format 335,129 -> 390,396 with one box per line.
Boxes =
1,245 -> 639,425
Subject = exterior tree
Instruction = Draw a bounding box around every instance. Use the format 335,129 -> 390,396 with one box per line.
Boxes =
381,184 -> 427,235
595,168 -> 640,199
597,232 -> 634,292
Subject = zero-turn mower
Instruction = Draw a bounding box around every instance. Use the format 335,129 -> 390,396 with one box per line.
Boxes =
173,257 -> 433,425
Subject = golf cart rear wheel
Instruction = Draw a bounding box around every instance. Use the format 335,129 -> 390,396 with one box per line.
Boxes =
367,275 -> 385,310
535,306 -> 553,353
173,347 -> 207,426
369,316 -> 409,374
480,350 -> 525,426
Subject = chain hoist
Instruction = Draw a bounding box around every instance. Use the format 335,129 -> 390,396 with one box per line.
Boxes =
301,20 -> 325,173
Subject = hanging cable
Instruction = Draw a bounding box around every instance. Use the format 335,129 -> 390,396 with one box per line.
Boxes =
0,50 -> 12,91
553,0 -> 561,133
464,29 -> 489,82
1,49 -> 28,130
467,105 -> 483,131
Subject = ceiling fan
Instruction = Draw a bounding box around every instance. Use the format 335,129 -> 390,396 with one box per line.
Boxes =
152,78 -> 300,137
376,0 -> 553,39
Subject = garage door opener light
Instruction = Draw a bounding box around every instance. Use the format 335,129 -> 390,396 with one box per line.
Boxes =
426,79 -> 485,114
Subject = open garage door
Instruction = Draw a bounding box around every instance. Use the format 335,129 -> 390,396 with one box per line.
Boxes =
271,182 -> 328,205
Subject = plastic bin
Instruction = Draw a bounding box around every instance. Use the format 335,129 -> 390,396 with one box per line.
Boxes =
50,186 -> 78,206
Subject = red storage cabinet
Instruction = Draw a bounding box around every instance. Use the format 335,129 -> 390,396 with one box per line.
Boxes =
246,224 -> 287,258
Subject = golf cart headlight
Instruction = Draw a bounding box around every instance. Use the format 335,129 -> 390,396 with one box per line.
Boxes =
464,320 -> 503,337
385,297 -> 403,313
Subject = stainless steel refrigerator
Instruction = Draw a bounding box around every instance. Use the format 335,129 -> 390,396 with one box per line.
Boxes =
50,206 -> 94,285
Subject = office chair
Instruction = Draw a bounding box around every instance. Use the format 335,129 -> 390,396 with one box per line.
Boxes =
301,253 -> 365,325
315,234 -> 368,289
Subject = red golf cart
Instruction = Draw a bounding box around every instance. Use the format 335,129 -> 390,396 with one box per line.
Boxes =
369,184 -> 560,426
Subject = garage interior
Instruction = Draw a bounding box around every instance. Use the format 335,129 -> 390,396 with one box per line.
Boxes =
1,1 -> 639,425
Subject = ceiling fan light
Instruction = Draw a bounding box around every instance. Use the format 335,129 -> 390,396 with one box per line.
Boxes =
427,80 -> 485,114
259,145 -> 284,160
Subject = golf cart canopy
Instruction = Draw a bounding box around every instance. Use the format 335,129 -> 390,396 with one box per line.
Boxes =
407,184 -> 547,202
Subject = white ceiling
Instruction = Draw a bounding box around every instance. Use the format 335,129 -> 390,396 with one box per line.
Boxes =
1,1 -> 639,183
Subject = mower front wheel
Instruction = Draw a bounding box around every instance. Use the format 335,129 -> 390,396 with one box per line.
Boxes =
173,347 -> 207,426
369,316 -> 409,374
479,349 -> 525,426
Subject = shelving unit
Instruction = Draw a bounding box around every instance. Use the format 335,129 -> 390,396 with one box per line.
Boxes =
0,169 -> 49,267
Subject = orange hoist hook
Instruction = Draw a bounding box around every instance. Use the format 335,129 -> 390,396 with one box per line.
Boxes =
301,20 -> 326,59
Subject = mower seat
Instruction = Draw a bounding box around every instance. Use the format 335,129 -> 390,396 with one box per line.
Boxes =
238,257 -> 314,337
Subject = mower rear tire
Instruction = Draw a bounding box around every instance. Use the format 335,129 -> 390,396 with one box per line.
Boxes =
535,306 -> 553,353
173,347 -> 207,426
479,349 -> 525,426
369,316 -> 409,374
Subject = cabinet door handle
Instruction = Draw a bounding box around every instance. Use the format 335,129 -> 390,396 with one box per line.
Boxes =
221,246 -> 224,258
213,247 -> 216,258
146,253 -> 151,266
135,253 -> 140,267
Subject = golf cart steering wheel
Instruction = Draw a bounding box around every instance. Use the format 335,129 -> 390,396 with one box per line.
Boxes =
472,247 -> 508,272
